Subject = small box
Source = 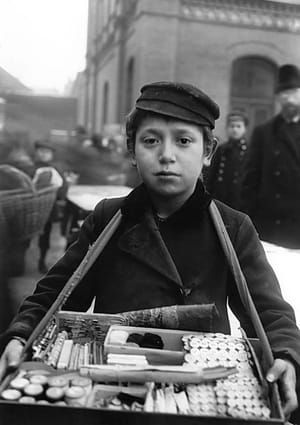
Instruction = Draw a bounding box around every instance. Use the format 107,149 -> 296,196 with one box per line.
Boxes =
104,325 -> 194,365
0,313 -> 285,425
86,384 -> 147,409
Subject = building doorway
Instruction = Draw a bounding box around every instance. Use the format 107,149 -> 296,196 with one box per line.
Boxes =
230,56 -> 277,138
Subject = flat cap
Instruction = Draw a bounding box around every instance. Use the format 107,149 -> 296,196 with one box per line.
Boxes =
226,110 -> 249,126
136,81 -> 220,129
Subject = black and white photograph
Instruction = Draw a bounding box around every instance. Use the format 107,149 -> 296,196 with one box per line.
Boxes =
0,1 -> 300,424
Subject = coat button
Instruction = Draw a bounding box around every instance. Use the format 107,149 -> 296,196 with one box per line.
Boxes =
275,193 -> 281,199
275,219 -> 281,225
274,170 -> 281,176
217,177 -> 223,182
274,150 -> 280,156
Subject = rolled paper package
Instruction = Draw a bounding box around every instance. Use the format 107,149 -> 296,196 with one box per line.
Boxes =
120,304 -> 218,331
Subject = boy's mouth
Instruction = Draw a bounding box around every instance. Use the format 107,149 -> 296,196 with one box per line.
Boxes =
155,171 -> 180,176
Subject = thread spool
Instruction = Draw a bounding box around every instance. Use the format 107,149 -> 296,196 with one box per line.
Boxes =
9,377 -> 30,391
47,376 -> 69,392
1,389 -> 22,401
70,376 -> 92,396
19,396 -> 36,404
46,387 -> 65,402
29,374 -> 48,386
23,383 -> 44,399
65,386 -> 86,406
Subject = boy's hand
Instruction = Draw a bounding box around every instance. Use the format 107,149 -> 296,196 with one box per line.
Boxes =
266,358 -> 298,418
0,339 -> 24,382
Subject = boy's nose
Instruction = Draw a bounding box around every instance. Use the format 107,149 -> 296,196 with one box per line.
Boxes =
158,140 -> 176,162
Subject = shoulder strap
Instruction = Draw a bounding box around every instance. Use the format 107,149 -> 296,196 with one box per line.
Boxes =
209,200 -> 274,369
20,205 -> 122,360
102,197 -> 124,227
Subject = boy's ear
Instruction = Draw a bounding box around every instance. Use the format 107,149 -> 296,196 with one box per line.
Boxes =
203,137 -> 218,167
131,157 -> 137,167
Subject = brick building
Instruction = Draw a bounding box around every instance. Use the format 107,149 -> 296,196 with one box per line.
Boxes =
80,0 -> 300,139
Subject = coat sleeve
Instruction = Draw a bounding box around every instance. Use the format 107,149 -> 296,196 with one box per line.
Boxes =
228,214 -> 300,368
2,200 -> 107,344
240,126 -> 264,217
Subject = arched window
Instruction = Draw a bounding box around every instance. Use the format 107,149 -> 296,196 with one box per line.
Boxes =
230,57 -> 277,135
125,57 -> 135,114
102,81 -> 109,127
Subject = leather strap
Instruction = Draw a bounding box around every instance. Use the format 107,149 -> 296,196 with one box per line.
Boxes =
209,200 -> 274,369
20,209 -> 122,360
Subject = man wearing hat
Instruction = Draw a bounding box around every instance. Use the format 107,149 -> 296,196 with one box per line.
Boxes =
1,82 -> 300,417
205,110 -> 249,209
241,64 -> 300,248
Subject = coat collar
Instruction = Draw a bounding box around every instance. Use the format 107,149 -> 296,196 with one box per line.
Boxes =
118,181 -> 211,287
121,179 -> 211,224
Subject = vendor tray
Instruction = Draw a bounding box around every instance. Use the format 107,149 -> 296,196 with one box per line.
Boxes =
0,311 -> 284,425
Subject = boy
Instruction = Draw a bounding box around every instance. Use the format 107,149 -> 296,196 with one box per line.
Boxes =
0,82 -> 299,417
205,110 -> 248,210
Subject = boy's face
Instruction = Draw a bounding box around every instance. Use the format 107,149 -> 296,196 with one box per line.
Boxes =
133,116 -> 213,200
226,120 -> 246,141
35,147 -> 54,163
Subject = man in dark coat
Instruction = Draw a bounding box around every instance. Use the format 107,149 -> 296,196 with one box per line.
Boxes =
205,111 -> 248,209
0,82 -> 299,417
241,64 -> 300,248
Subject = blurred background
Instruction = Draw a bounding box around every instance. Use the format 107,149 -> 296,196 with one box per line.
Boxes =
1,0 -> 300,332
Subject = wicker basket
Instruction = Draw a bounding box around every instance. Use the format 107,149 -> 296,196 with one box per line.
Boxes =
0,185 -> 58,242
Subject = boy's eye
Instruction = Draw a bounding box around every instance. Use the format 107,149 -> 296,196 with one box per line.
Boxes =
143,137 -> 159,145
179,137 -> 192,145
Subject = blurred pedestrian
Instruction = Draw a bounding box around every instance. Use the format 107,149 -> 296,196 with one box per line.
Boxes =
205,111 -> 248,209
33,140 -> 66,273
5,145 -> 35,178
241,64 -> 300,248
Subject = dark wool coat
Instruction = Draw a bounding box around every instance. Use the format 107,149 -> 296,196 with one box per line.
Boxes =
241,114 -> 300,248
4,183 -> 300,368
205,138 -> 248,210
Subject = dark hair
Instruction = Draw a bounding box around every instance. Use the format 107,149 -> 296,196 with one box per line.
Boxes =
126,108 -> 215,154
